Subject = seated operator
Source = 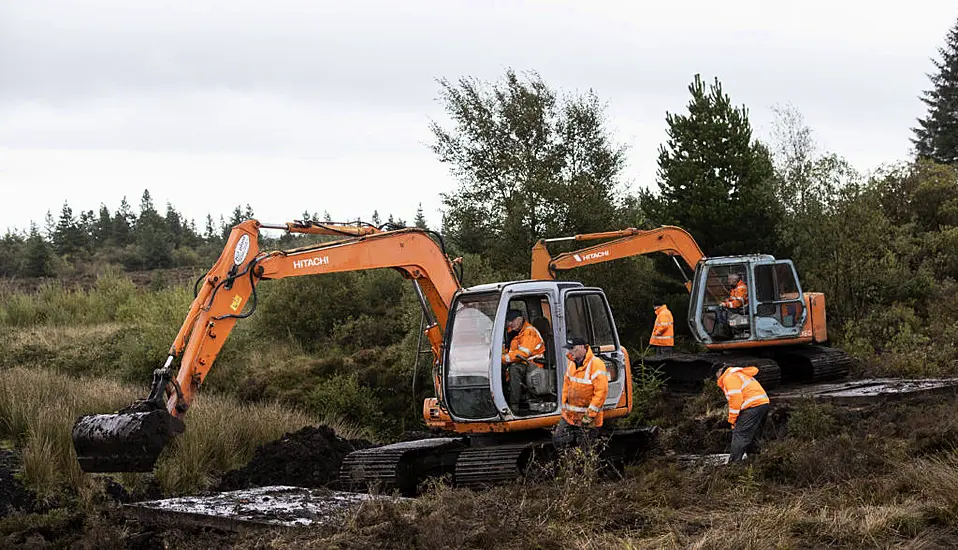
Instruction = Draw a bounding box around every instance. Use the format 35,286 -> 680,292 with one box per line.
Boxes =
722,272 -> 749,311
502,309 -> 546,408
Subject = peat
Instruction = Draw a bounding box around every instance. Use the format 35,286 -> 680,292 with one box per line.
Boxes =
216,425 -> 374,491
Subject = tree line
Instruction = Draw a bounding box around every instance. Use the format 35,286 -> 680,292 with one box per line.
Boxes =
4,17 -> 958,374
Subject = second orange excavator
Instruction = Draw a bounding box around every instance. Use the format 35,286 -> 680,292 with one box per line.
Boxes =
531,226 -> 854,391
72,219 -> 655,495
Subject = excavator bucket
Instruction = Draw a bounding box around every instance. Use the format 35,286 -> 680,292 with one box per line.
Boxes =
72,407 -> 184,473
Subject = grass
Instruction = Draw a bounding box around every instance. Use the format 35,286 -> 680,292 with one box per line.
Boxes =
0,366 -> 365,499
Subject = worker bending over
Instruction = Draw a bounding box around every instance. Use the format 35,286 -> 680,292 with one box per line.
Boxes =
715,363 -> 769,463
650,303 -> 674,356
501,309 -> 546,408
553,337 -> 609,448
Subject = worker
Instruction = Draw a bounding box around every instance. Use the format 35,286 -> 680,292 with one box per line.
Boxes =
650,303 -> 674,355
502,309 -> 546,408
722,272 -> 749,310
553,336 -> 609,449
714,363 -> 769,463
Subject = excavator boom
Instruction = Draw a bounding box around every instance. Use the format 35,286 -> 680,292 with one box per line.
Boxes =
73,220 -> 462,473
531,226 -> 704,289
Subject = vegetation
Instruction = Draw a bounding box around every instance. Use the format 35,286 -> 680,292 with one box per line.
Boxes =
2,16 -> 958,548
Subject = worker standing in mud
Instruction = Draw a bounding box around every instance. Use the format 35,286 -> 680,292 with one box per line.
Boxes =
715,363 -> 769,463
553,337 -> 609,449
650,303 -> 674,356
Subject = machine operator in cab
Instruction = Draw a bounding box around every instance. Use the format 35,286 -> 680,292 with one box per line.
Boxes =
502,309 -> 546,409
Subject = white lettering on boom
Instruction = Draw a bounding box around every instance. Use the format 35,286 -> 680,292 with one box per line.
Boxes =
292,256 -> 330,269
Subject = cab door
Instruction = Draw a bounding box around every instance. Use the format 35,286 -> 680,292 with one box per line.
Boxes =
750,260 -> 807,340
559,289 -> 625,409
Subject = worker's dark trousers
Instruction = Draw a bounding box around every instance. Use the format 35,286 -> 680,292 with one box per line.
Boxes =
653,345 -> 673,357
729,404 -> 769,462
552,418 -> 598,450
508,363 -> 530,405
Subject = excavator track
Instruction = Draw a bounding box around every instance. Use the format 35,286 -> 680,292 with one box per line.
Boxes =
644,353 -> 782,393
773,345 -> 853,383
339,437 -> 464,496
454,443 -> 538,489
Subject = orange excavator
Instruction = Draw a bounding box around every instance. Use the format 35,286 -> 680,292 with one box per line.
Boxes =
531,226 -> 853,391
72,219 -> 654,494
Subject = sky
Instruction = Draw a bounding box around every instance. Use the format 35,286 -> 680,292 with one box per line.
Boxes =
1,1 -> 955,234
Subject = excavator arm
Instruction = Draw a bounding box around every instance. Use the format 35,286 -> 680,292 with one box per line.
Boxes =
531,225 -> 705,290
73,219 -> 462,473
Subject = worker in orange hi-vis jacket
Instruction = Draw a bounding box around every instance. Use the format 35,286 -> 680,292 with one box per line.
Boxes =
650,303 -> 674,356
715,363 -> 769,463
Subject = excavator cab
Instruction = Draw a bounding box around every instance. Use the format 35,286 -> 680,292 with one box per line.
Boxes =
689,256 -> 808,345
440,281 -> 627,424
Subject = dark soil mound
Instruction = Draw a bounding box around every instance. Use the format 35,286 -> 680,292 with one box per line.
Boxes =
216,425 -> 375,491
0,450 -> 37,517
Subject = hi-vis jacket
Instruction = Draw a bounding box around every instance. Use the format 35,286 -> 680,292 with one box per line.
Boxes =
560,348 -> 609,427
717,366 -> 769,426
650,305 -> 674,347
502,321 -> 546,365
722,280 -> 749,309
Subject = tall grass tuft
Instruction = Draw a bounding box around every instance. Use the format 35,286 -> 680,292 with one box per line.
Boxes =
0,366 -> 367,498
0,367 -> 140,498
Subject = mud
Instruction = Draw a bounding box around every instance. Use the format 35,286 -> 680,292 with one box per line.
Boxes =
216,426 -> 374,491
125,486 -> 403,530
0,449 -> 37,518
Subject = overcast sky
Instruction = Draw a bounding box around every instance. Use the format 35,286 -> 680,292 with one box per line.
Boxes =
1,1 -> 955,234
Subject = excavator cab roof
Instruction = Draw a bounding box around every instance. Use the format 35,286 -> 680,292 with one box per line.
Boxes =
458,280 -> 585,295
700,254 -> 777,266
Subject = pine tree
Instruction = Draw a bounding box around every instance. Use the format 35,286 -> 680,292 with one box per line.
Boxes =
113,197 -> 136,246
24,223 -> 53,277
135,190 -> 172,269
913,18 -> 958,164
165,203 -> 184,247
52,201 -> 86,256
93,204 -> 113,245
644,74 -> 781,255
204,214 -> 217,242
414,203 -> 428,229
371,210 -> 381,226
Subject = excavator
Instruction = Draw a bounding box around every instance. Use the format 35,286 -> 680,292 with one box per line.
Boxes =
531,226 -> 854,391
72,219 -> 655,495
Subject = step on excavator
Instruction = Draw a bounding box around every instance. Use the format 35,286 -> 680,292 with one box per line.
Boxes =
72,219 -> 656,495
531,226 -> 854,392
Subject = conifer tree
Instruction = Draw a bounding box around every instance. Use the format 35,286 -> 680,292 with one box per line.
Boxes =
644,74 -> 780,255
913,18 -> 958,164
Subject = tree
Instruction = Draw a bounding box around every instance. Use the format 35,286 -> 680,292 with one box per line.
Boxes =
204,214 -> 218,243
24,223 -> 54,277
371,210 -> 382,227
93,204 -> 113,245
431,69 -> 627,272
113,197 -> 136,246
165,202 -> 184,247
52,201 -> 87,256
413,203 -> 428,229
644,74 -> 781,256
913,18 -> 958,165
135,190 -> 172,269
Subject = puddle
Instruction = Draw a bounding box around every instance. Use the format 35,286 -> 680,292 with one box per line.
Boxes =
675,453 -> 730,467
773,378 -> 958,403
125,485 -> 404,529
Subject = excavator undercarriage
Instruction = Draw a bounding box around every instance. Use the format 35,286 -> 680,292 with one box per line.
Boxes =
643,345 -> 854,393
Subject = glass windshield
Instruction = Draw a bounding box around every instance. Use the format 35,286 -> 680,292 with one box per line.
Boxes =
447,293 -> 499,387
